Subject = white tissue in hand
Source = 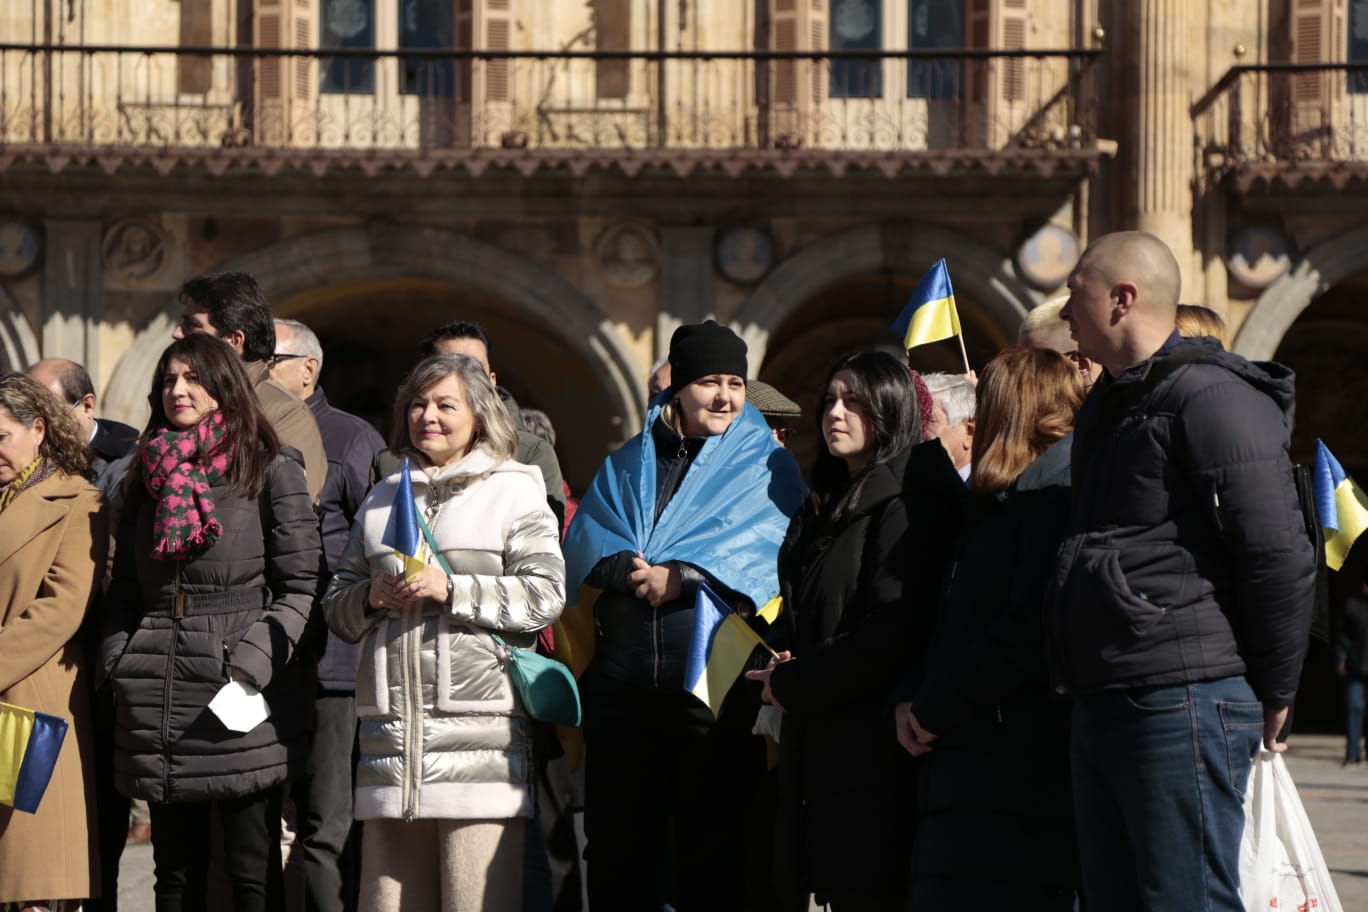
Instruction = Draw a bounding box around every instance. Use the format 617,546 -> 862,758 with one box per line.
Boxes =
208,680 -> 270,733
752,703 -> 784,742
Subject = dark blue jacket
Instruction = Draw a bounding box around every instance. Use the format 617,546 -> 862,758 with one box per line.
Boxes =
911,435 -> 1077,888
307,388 -> 386,691
1048,337 -> 1316,707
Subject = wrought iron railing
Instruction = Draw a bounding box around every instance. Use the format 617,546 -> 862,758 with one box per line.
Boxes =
0,44 -> 1100,161
1193,63 -> 1368,169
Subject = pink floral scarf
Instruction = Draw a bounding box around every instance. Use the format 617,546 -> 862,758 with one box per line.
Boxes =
141,413 -> 234,560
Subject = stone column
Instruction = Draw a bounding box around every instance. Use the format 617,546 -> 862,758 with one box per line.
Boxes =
656,226 -> 715,360
41,218 -> 103,377
1120,0 -> 1194,268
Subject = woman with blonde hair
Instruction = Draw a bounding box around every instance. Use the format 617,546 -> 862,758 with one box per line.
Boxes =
1176,304 -> 1229,349
896,347 -> 1085,911
323,353 -> 565,912
0,372 -> 106,912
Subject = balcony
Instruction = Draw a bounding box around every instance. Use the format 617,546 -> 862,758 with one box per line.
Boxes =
0,43 -> 1102,179
1194,62 -> 1368,190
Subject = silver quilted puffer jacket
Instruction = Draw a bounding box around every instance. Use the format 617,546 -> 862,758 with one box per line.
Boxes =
322,447 -> 565,821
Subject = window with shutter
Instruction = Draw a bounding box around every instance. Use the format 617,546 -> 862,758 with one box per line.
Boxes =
1000,0 -> 1026,104
829,0 -> 880,98
1347,0 -> 1367,92
768,0 -> 827,143
906,0 -> 962,99
594,0 -> 631,99
320,0 -> 375,94
179,0 -> 214,94
1289,0 -> 1346,142
402,0 -> 456,96
486,12 -> 510,102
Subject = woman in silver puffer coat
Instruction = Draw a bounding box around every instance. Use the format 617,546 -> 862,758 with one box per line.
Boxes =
322,354 -> 565,912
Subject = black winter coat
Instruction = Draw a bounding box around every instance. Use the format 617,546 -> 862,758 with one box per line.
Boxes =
101,452 -> 323,804
768,441 -> 963,902
909,436 -> 1077,890
306,387 -> 386,691
1048,337 -> 1317,705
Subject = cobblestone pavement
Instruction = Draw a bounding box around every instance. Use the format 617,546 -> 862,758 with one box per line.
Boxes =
117,733 -> 1368,911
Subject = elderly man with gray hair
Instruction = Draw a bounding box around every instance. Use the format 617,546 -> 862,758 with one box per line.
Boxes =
272,318 -> 386,912
921,372 -> 975,481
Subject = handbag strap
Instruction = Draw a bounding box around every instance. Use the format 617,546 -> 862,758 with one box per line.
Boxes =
412,494 -> 509,650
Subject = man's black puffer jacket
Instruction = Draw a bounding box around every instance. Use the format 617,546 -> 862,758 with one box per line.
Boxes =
101,452 -> 322,804
1048,337 -> 1316,707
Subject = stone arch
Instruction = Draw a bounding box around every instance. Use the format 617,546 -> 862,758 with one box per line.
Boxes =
102,224 -> 644,435
733,222 -> 1042,368
1235,224 -> 1368,360
0,287 -> 40,373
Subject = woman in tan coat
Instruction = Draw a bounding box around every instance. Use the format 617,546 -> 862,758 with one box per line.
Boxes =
0,372 -> 107,911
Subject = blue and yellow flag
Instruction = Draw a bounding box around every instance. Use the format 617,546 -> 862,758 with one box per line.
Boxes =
892,258 -> 962,350
381,458 -> 427,580
684,584 -> 768,718
0,703 -> 68,814
1314,440 -> 1368,572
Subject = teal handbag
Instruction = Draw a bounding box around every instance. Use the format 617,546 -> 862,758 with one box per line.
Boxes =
416,507 -> 582,728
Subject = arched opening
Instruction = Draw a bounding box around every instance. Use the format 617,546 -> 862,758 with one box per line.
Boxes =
276,276 -> 616,488
735,221 -> 1040,372
757,270 -> 1011,473
1272,270 -> 1368,731
101,226 -> 644,491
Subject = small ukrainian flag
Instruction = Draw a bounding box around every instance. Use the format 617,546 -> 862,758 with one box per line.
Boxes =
1314,440 -> 1368,572
0,702 -> 68,814
893,258 -> 963,350
381,458 -> 427,581
684,584 -> 769,718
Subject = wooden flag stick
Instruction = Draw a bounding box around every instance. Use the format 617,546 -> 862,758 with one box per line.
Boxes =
955,332 -> 972,375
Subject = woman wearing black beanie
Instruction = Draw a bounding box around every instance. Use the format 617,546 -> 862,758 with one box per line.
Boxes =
564,321 -> 806,911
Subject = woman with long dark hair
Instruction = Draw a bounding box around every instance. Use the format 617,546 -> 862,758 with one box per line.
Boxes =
101,334 -> 322,912
897,347 -> 1086,910
0,373 -> 105,912
747,350 -> 963,910
563,321 -> 806,912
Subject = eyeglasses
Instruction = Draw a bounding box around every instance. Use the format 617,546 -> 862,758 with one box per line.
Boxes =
268,353 -> 306,368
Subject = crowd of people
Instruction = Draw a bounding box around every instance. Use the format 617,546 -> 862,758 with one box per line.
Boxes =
0,229 -> 1320,912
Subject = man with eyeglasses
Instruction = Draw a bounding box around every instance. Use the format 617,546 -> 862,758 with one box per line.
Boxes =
173,270 -> 327,502
271,318 -> 384,912
27,358 -> 138,498
1018,298 -> 1104,390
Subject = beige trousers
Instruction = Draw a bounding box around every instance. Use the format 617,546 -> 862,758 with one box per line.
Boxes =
359,818 -> 524,912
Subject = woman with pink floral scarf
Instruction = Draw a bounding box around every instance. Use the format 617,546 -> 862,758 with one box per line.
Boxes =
100,334 -> 322,912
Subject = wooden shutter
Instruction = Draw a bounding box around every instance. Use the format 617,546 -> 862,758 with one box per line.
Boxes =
486,0 -> 511,103
1000,0 -> 1027,104
963,0 -> 1028,148
253,0 -> 315,145
1290,0 -> 1346,150
768,0 -> 827,145
454,0 -> 514,144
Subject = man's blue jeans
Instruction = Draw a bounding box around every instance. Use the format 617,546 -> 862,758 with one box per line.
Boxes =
1345,675 -> 1366,763
1070,676 -> 1264,912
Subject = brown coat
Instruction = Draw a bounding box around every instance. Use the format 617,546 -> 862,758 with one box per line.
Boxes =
0,472 -> 107,903
245,360 -> 327,503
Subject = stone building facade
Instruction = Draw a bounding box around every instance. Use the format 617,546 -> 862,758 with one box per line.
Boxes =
0,0 -> 1365,487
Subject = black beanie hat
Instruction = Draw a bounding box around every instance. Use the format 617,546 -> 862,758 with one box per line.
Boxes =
668,320 -> 748,391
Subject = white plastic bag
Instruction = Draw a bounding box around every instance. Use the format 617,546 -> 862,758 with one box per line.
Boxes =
1239,749 -> 1343,912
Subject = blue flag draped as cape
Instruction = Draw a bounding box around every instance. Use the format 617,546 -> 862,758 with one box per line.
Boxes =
563,401 -> 806,611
